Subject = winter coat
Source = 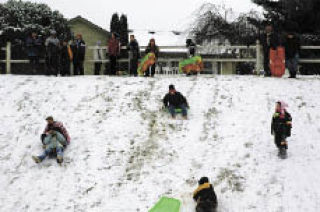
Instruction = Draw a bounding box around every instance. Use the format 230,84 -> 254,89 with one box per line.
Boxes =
193,183 -> 218,206
71,39 -> 86,62
163,92 -> 188,107
45,36 -> 60,57
128,39 -> 140,60
145,44 -> 159,59
60,45 -> 72,65
93,46 -> 105,61
26,36 -> 42,57
261,32 -> 279,53
271,111 -> 292,137
108,38 -> 120,57
44,121 -> 71,144
187,41 -> 196,57
284,36 -> 300,59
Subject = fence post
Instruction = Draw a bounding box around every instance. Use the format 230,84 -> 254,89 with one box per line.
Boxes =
255,40 -> 262,75
6,42 -> 11,74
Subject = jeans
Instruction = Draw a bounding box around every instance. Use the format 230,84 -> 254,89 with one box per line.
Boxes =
286,54 -> 299,77
39,132 -> 66,160
169,104 -> 188,117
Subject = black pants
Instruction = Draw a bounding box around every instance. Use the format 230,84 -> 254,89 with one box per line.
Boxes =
61,61 -> 70,76
263,49 -> 271,76
196,201 -> 217,212
28,56 -> 39,74
74,61 -> 84,75
94,62 -> 102,75
109,56 -> 117,75
274,133 -> 287,149
130,59 -> 138,76
46,56 -> 59,76
145,64 -> 155,77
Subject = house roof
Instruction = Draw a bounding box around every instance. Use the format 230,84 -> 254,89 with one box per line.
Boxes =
68,16 -> 110,36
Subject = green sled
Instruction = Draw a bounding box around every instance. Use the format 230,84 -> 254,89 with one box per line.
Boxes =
149,197 -> 181,212
165,108 -> 183,113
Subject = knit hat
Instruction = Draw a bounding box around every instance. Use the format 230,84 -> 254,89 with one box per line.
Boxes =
169,84 -> 175,90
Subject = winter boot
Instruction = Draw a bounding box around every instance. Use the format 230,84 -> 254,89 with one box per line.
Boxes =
57,155 -> 63,164
32,156 -> 42,163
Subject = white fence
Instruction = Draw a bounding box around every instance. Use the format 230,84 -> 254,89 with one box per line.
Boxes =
1,41 -> 320,74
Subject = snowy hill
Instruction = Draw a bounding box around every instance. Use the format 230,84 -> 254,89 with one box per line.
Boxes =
0,75 -> 320,212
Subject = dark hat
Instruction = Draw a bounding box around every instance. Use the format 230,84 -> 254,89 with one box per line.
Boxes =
169,84 -> 175,90
45,116 -> 54,121
198,177 -> 209,185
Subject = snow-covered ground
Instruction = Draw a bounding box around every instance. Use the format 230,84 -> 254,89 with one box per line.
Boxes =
0,75 -> 320,212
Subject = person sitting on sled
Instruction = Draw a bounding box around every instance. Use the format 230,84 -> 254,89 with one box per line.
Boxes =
32,116 -> 71,164
163,84 -> 189,119
271,101 -> 292,157
193,177 -> 218,212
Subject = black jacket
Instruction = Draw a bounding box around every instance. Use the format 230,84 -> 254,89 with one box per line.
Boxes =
145,45 -> 159,58
284,36 -> 300,59
71,39 -> 86,62
271,111 -> 292,137
163,92 -> 188,107
261,32 -> 279,53
193,183 -> 218,205
60,46 -> 70,65
128,39 -> 140,60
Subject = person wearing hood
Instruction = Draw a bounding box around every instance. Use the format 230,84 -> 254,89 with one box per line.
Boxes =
271,101 -> 292,156
145,38 -> 159,77
128,35 -> 140,76
32,116 -> 70,164
193,177 -> 218,212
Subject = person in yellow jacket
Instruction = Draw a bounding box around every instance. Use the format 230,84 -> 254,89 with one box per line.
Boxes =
60,39 -> 73,76
193,177 -> 218,212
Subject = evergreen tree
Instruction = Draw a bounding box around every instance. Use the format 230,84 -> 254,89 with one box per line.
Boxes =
110,13 -> 120,37
119,14 -> 128,47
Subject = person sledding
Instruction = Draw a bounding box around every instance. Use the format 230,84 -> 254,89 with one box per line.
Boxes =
32,116 -> 71,164
271,101 -> 292,158
163,85 -> 189,119
193,177 -> 218,212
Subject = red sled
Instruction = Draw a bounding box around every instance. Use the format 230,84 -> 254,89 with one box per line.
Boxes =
270,47 -> 285,77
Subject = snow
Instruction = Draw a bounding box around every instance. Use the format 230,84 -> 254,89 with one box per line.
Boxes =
0,75 -> 320,212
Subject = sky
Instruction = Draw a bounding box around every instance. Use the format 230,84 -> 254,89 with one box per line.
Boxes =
0,0 -> 262,45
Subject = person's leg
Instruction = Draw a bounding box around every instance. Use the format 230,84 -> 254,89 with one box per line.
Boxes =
287,58 -> 294,78
264,50 -> 271,76
168,105 -> 176,118
79,61 -> 84,75
133,59 -> 138,77
274,133 -> 282,149
55,132 -> 67,147
56,146 -> 64,163
180,104 -> 188,117
151,64 -> 156,77
129,59 -> 134,76
73,62 -> 78,75
110,56 -> 115,75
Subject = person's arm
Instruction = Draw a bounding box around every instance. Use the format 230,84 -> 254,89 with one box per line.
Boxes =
271,116 -> 275,135
163,94 -> 169,107
58,122 -> 71,143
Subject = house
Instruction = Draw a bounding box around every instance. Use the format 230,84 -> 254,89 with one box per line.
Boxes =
68,16 -> 111,74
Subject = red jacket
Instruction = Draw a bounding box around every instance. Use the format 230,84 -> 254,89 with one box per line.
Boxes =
108,38 -> 120,56
44,121 -> 71,144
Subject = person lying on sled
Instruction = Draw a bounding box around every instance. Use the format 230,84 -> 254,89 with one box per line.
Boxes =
32,116 -> 70,164
163,84 -> 189,119
193,177 -> 218,212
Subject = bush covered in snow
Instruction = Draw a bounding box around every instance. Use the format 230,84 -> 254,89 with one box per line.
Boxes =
0,0 -> 70,44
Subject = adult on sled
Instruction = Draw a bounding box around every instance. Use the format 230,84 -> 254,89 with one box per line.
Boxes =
193,177 -> 218,212
163,85 -> 189,119
32,116 -> 70,164
145,38 -> 159,77
271,101 -> 292,158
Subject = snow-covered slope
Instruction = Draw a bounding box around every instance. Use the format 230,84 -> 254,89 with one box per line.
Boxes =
0,75 -> 320,212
